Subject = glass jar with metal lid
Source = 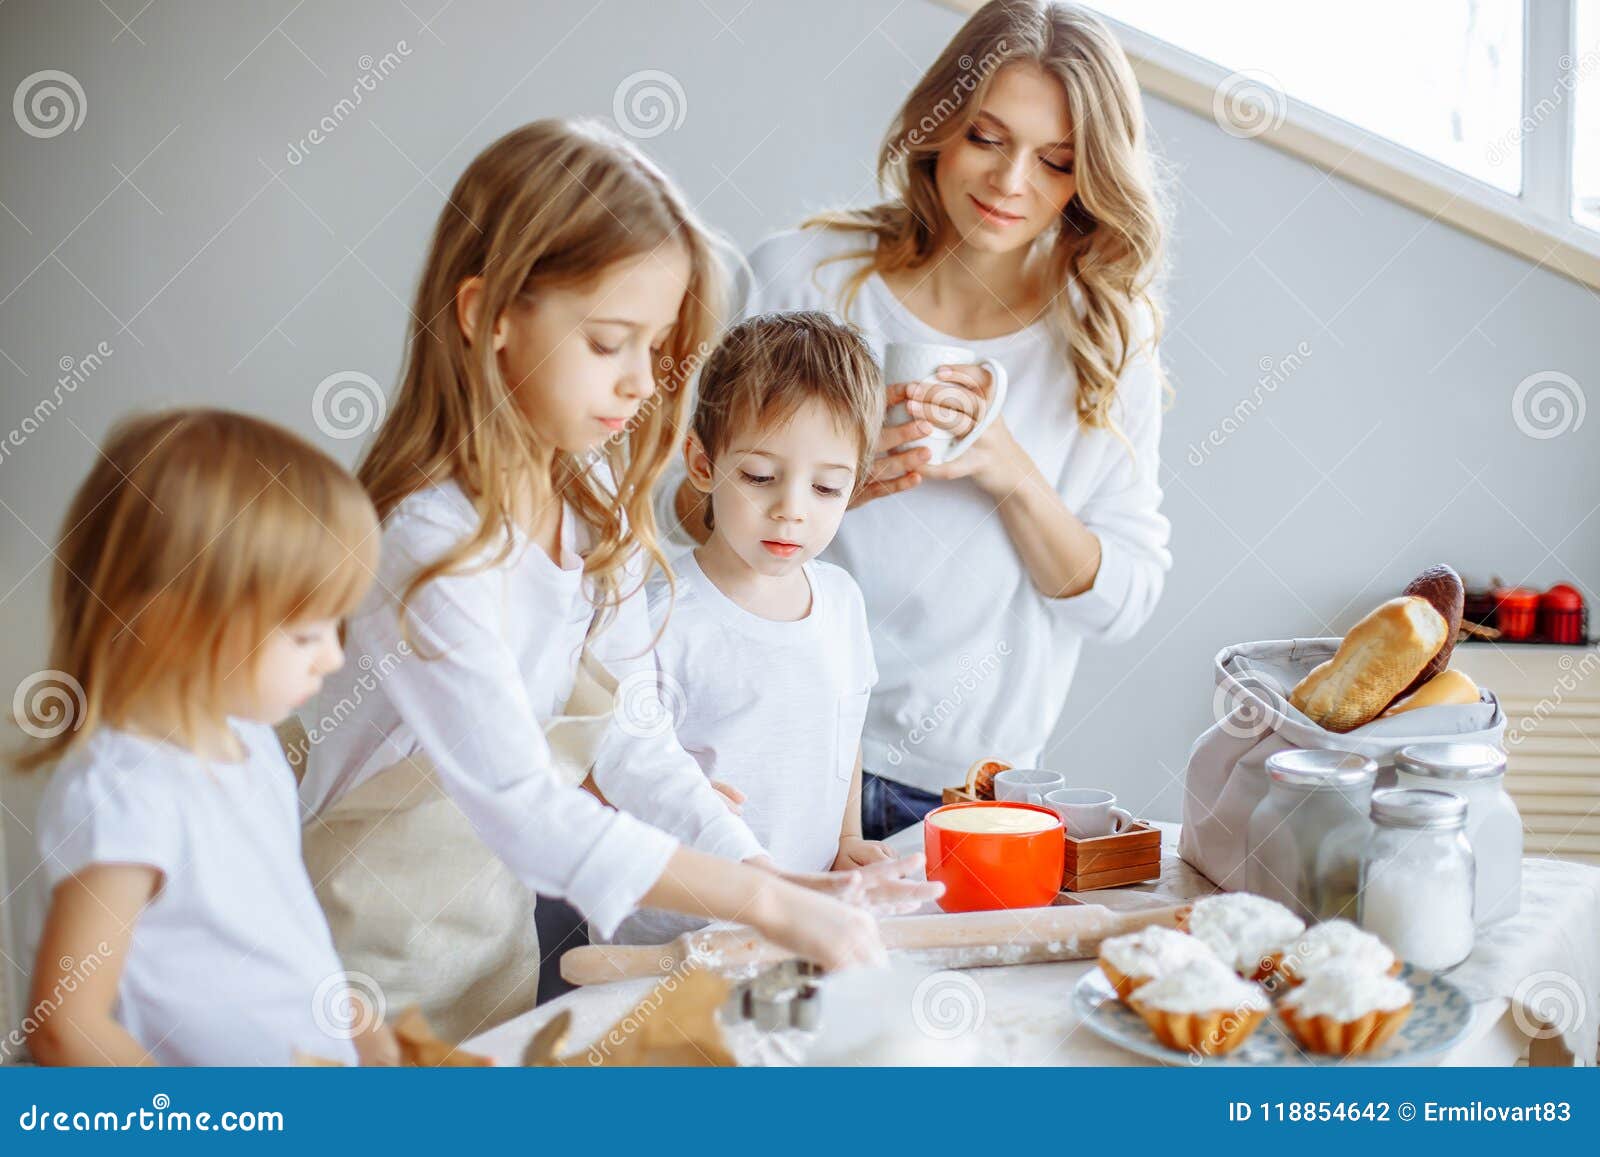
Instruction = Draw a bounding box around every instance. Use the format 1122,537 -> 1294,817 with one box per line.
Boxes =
1359,788 -> 1475,971
1246,749 -> 1377,921
1394,743 -> 1521,925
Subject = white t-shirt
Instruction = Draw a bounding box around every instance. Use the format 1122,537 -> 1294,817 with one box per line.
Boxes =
298,480 -> 766,939
656,228 -> 1172,793
610,552 -> 877,945
35,721 -> 360,1066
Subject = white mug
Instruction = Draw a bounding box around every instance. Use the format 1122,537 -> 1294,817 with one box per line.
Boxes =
882,342 -> 1009,465
992,768 -> 1066,807
1044,788 -> 1134,839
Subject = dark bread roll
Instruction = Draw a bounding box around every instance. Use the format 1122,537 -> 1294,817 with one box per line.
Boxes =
1386,564 -> 1464,708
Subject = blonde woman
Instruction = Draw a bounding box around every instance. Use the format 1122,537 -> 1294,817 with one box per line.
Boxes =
665,1 -> 1173,837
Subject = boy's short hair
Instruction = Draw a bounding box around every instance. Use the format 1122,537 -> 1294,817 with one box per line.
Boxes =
691,311 -> 883,500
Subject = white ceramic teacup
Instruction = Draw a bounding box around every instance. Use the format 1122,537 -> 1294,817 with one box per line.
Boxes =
992,768 -> 1066,807
882,342 -> 1008,465
1044,788 -> 1134,839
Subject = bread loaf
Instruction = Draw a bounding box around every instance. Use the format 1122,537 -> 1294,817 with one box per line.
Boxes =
1380,668 -> 1480,717
1290,597 -> 1449,732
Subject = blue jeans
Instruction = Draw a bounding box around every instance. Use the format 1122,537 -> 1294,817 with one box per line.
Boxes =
861,770 -> 942,842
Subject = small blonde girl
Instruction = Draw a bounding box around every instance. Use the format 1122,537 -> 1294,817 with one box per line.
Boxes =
298,119 -> 936,1040
22,409 -> 395,1066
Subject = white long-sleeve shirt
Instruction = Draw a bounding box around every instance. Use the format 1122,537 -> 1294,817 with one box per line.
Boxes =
658,228 -> 1172,793
298,480 -> 766,938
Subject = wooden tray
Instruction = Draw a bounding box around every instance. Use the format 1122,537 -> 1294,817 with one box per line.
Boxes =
937,787 -> 1162,891
1063,822 -> 1161,891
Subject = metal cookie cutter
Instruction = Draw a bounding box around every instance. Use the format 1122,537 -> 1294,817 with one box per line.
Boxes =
723,959 -> 824,1032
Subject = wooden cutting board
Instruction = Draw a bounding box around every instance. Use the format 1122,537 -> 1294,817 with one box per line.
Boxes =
560,901 -> 1190,986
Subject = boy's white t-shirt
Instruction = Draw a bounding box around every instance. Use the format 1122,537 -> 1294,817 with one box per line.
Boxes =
35,721 -> 361,1066
610,551 -> 877,945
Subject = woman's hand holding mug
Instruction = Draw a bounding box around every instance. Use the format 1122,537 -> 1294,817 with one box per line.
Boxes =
852,342 -> 1016,509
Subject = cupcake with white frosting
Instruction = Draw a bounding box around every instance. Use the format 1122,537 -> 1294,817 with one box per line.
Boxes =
1179,893 -> 1305,982
1278,920 -> 1400,986
1098,925 -> 1218,1003
1277,960 -> 1415,1056
1128,957 -> 1271,1056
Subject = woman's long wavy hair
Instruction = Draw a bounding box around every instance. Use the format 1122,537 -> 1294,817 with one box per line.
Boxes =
807,0 -> 1169,432
357,119 -> 724,642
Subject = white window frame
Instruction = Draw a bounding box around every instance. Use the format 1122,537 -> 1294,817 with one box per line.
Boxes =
935,0 -> 1600,290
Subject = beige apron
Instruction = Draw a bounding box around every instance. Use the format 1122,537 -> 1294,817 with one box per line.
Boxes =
292,649 -> 619,1044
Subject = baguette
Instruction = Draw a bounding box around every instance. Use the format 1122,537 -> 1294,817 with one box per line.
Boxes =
1290,597 -> 1448,732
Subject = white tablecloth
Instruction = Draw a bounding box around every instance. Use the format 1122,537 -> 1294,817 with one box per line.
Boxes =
467,822 -> 1600,1066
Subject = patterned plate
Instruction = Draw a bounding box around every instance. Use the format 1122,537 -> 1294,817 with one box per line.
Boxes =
1071,964 -> 1473,1066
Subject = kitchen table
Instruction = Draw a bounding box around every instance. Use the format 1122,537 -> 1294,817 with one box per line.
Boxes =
465,822 -> 1599,1066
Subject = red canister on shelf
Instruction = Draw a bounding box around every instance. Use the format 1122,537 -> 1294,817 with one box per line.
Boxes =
1493,586 -> 1541,640
1539,583 -> 1586,645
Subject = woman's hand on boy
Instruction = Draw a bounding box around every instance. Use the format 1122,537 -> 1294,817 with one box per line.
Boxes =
833,836 -> 894,870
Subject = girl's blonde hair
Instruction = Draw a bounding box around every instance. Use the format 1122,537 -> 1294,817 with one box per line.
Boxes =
16,409 -> 378,772
807,0 -> 1169,432
357,118 -> 725,639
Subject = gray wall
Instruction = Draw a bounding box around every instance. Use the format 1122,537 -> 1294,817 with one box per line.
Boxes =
2,0 -> 1596,1030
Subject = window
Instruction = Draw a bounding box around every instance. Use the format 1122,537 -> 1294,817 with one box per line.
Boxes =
1089,0 -> 1600,241
1576,0 -> 1600,227
1092,0 -> 1523,193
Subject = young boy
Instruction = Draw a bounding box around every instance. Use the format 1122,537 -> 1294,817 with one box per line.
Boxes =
616,311 -> 893,945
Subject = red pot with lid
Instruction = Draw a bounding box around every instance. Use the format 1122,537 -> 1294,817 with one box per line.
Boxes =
1492,586 -> 1541,640
1539,583 -> 1586,645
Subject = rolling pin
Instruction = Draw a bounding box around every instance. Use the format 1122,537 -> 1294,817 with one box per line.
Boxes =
561,901 -> 1190,986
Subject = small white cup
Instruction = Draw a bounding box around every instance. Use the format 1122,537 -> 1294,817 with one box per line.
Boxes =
1044,788 -> 1134,839
992,768 -> 1066,807
882,342 -> 1009,465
